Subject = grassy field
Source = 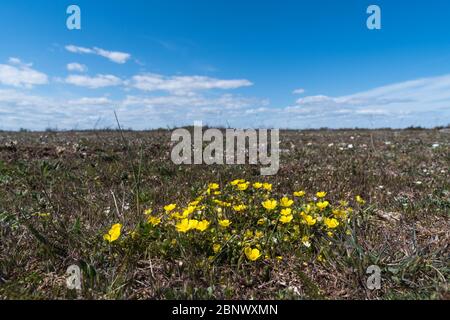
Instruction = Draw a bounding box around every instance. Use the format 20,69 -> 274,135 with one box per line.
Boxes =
0,128 -> 449,300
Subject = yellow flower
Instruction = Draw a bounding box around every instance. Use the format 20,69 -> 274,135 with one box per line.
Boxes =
144,208 -> 152,215
244,229 -> 253,238
219,219 -> 232,227
356,195 -> 366,205
253,182 -> 263,189
164,203 -> 177,212
188,219 -> 199,230
244,247 -> 262,261
103,223 -> 122,242
195,219 -> 210,232
182,206 -> 196,218
37,212 -> 51,218
305,204 -> 313,213
304,215 -> 317,226
332,209 -> 347,219
324,217 -> 339,229
213,201 -> 230,208
175,218 -> 191,233
147,215 -> 161,226
262,199 -> 277,210
280,197 -> 294,207
262,183 -> 272,191
189,200 -> 200,206
280,208 -> 292,216
237,182 -> 250,191
171,211 -> 185,220
255,230 -> 264,238
213,243 -> 221,253
208,183 -> 219,190
230,179 -> 245,186
316,191 -> 327,198
257,218 -> 266,225
339,200 -> 349,207
293,190 -> 305,197
233,204 -> 247,212
279,214 -> 293,224
316,201 -> 330,210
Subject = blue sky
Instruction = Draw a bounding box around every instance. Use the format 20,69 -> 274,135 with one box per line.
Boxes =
0,0 -> 450,130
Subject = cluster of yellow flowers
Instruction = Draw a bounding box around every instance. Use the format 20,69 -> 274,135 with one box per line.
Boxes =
103,180 -> 366,263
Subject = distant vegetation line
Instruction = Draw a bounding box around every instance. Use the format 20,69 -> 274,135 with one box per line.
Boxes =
1,124 -> 449,133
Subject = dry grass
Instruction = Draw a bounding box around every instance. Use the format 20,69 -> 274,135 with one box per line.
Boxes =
0,128 -> 448,299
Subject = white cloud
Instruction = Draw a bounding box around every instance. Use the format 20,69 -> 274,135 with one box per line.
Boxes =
92,47 -> 130,64
295,94 -> 333,105
0,87 -> 267,130
292,88 -> 305,94
8,57 -> 32,67
65,74 -> 122,89
292,74 -> 450,117
68,97 -> 111,106
2,70 -> 449,130
65,45 -> 92,54
0,58 -> 48,88
271,74 -> 450,128
0,89 -> 112,130
129,74 -> 253,95
65,45 -> 131,64
67,62 -> 88,72
0,88 -> 53,107
123,93 -> 262,110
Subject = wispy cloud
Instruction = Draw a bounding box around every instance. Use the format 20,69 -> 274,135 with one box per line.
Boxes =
0,88 -> 53,107
129,74 -> 253,95
67,62 -> 87,72
0,87 -> 266,130
263,74 -> 450,128
290,74 -> 450,117
65,45 -> 131,64
0,58 -> 48,88
67,97 -> 111,106
65,74 -> 123,89
123,93 -> 263,109
62,69 -> 252,95
292,88 -> 305,94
